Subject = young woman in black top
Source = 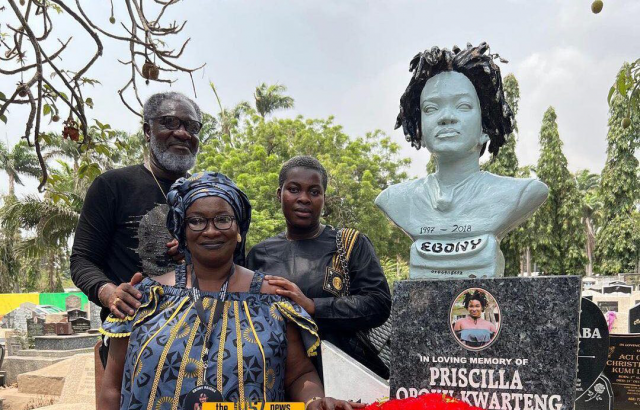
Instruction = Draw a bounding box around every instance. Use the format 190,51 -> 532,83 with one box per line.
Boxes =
246,156 -> 391,379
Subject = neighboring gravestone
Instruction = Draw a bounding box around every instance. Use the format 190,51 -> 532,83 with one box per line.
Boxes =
89,302 -> 102,330
576,375 -> 614,410
599,301 -> 619,313
45,312 -> 67,323
70,317 -> 91,334
390,276 -> 581,409
26,318 -> 44,338
629,304 -> 640,334
67,309 -> 88,321
65,295 -> 82,311
604,334 -> 640,409
55,322 -> 73,335
6,303 -> 37,333
602,284 -> 633,295
576,298 -> 612,410
44,323 -> 57,335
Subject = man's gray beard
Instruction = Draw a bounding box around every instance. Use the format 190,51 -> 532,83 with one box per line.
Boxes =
149,136 -> 197,173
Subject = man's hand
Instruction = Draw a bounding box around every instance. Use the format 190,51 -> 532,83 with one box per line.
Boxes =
166,239 -> 184,262
265,275 -> 315,315
100,272 -> 144,319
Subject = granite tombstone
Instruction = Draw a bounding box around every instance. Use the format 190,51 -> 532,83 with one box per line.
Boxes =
65,295 -> 82,311
576,297 -> 612,410
70,317 -> 91,334
26,318 -> 44,338
390,276 -> 581,409
604,334 -> 640,409
599,301 -> 619,313
89,302 -> 102,330
603,284 -> 633,295
576,375 -> 614,410
43,323 -> 57,335
67,309 -> 88,322
630,304 -> 640,334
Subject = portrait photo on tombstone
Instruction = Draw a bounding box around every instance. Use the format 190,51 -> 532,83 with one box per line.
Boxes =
450,288 -> 500,350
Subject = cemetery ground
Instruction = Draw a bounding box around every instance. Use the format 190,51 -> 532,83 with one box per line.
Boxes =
0,295 -> 100,410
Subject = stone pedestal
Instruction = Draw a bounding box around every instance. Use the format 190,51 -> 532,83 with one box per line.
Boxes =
34,334 -> 100,351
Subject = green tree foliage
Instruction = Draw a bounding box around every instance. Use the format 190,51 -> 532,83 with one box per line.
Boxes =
608,60 -> 639,127
596,88 -> 639,274
196,112 -> 412,259
481,74 -> 522,275
253,83 -> 295,118
532,107 -> 586,275
0,123 -> 146,292
0,140 -> 41,196
576,170 -> 601,276
482,73 -> 520,177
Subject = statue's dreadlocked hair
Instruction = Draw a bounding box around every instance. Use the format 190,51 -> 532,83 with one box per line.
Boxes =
463,289 -> 489,310
395,42 -> 514,157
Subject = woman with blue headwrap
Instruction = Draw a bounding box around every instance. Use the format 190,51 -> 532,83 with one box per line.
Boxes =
98,172 -> 363,410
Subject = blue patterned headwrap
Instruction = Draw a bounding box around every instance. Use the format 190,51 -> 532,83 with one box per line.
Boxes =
166,171 -> 252,267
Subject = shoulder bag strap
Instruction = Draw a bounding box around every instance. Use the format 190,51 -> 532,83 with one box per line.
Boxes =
335,228 -> 359,296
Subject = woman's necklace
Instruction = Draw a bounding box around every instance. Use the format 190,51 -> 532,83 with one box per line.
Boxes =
182,263 -> 234,405
286,223 -> 325,241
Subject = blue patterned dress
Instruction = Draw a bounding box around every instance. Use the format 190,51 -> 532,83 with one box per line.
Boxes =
100,268 -> 319,410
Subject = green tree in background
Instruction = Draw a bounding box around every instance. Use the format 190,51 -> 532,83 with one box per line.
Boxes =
196,112 -> 412,260
481,73 -> 522,276
254,83 -> 295,118
596,88 -> 639,274
0,140 -> 41,197
532,107 -> 586,275
576,170 -> 601,276
482,74 -> 520,177
0,123 -> 146,292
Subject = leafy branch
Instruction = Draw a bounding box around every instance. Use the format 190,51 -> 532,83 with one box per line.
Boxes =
0,0 -> 204,191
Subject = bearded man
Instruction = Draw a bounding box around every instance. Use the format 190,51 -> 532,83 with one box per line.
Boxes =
70,91 -> 202,355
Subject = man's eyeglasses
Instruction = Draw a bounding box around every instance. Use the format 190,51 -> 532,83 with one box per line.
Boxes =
185,215 -> 235,232
150,115 -> 203,135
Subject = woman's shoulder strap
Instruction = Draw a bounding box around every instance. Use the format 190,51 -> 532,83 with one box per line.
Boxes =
174,264 -> 188,288
249,270 -> 265,294
337,228 -> 360,264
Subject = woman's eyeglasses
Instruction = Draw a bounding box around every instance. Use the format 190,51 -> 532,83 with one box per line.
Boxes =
151,115 -> 203,135
185,215 -> 235,232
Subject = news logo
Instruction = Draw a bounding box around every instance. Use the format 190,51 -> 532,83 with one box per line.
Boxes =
202,403 -> 304,410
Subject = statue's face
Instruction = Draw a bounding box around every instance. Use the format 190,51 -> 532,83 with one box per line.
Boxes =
420,71 -> 486,158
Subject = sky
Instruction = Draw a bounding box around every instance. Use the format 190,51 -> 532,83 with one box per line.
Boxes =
1,0 -> 639,197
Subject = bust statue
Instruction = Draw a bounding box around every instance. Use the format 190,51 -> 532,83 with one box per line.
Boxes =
375,43 -> 548,279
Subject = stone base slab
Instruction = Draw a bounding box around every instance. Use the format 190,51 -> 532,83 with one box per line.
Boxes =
34,333 -> 100,350
3,356 -> 65,385
18,356 -> 74,396
15,347 -> 94,358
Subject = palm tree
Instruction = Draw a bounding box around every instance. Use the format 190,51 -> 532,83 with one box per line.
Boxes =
576,170 -> 601,276
0,140 -> 41,196
254,83 -> 294,118
1,161 -> 83,292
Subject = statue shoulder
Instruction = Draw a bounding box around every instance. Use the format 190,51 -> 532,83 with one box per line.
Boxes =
479,172 -> 548,206
375,178 -> 424,211
479,173 -> 548,236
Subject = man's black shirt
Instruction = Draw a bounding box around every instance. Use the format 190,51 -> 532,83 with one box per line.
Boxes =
70,164 -> 174,307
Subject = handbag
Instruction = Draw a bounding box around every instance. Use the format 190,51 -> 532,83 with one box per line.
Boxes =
334,228 -> 392,378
